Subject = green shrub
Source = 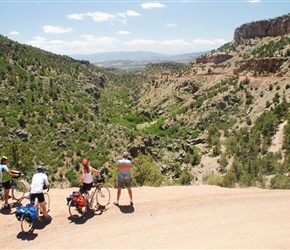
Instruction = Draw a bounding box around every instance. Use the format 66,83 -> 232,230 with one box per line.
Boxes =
132,154 -> 163,187
65,169 -> 79,187
270,174 -> 290,189
179,168 -> 194,185
203,173 -> 223,187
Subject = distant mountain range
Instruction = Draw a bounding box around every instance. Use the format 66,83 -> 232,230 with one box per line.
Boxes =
70,51 -> 209,69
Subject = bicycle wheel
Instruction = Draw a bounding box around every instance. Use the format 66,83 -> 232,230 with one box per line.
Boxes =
20,214 -> 33,233
12,180 -> 26,201
68,199 -> 87,219
96,186 -> 110,207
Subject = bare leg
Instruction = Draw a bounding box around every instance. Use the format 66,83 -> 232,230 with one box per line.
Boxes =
117,188 -> 122,200
127,188 -> 133,201
40,201 -> 47,217
4,189 -> 9,205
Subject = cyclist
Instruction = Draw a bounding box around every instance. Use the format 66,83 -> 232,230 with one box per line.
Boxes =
0,156 -> 19,209
30,165 -> 51,223
79,158 -> 102,194
113,151 -> 133,206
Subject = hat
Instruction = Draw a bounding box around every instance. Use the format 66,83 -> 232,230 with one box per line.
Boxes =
82,159 -> 89,165
123,151 -> 129,158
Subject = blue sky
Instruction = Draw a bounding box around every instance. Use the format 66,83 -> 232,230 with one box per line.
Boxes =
1,0 -> 289,56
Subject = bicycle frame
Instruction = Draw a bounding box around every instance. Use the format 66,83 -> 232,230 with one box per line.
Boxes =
83,184 -> 99,206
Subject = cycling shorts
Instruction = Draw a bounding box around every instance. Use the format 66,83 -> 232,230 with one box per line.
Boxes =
2,180 -> 11,190
30,193 -> 45,203
117,178 -> 132,188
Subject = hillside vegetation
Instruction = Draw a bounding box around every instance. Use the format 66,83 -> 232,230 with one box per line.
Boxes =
1,14 -> 290,189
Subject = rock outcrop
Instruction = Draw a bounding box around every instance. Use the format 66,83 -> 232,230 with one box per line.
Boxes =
234,14 -> 290,40
196,54 -> 233,64
233,57 -> 287,75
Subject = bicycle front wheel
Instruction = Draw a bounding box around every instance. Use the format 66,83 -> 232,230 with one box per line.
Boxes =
12,181 -> 26,201
20,214 -> 33,233
68,199 -> 87,219
96,186 -> 110,207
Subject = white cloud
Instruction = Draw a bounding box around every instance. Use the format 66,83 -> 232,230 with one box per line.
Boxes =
248,0 -> 261,3
117,30 -> 131,35
67,13 -> 86,20
159,39 -> 189,46
42,25 -> 73,34
141,2 -> 166,9
192,39 -> 228,45
27,35 -> 118,55
67,10 -> 139,25
87,12 -> 116,22
126,10 -> 140,16
167,23 -> 177,27
9,31 -> 20,35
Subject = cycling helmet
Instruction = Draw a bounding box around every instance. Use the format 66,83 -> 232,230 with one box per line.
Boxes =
82,159 -> 89,165
37,165 -> 45,171
1,156 -> 8,162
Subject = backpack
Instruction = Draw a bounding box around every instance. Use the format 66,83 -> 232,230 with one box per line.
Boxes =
15,205 -> 26,221
73,192 -> 85,207
15,203 -> 37,223
24,204 -> 37,223
66,191 -> 78,205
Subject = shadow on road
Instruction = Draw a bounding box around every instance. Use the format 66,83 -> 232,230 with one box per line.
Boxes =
68,205 -> 108,224
116,205 -> 135,214
16,231 -> 38,241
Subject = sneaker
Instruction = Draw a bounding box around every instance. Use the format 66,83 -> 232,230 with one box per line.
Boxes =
113,201 -> 119,206
4,204 -> 11,209
130,201 -> 133,206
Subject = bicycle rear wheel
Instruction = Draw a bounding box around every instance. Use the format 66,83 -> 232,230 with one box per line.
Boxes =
20,214 -> 33,233
68,199 -> 87,219
96,186 -> 110,207
12,181 -> 26,200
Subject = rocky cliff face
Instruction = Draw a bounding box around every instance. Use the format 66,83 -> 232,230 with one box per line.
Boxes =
234,14 -> 290,40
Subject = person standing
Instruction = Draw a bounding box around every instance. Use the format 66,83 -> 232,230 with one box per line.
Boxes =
79,158 -> 102,194
0,156 -> 19,209
114,151 -> 133,206
30,165 -> 51,223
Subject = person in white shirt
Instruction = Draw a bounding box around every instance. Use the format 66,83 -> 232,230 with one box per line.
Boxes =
30,165 -> 51,223
79,158 -> 102,194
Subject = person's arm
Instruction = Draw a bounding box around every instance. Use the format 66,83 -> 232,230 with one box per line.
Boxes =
7,170 -> 19,178
44,175 -> 50,191
45,183 -> 50,192
92,167 -> 102,179
80,168 -> 85,186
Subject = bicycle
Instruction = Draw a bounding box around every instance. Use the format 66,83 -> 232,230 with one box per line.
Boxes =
68,176 -> 110,219
19,191 -> 50,233
0,170 -> 27,203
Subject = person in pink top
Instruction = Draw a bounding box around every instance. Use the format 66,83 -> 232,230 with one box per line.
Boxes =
113,151 -> 133,206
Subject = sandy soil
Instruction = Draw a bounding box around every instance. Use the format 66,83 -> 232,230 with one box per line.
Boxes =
1,185 -> 290,249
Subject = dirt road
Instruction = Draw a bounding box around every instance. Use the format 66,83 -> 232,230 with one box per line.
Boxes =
1,185 -> 290,249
